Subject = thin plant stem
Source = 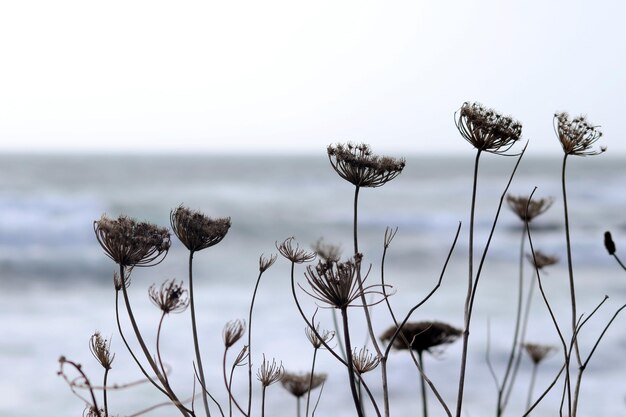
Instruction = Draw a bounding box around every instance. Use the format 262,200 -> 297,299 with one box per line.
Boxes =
523,364 -> 566,417
297,396 -> 302,417
156,313 -> 169,384
222,348 -> 246,417
455,148 -> 482,417
188,251 -> 211,417
418,351 -> 428,417
119,266 -> 191,416
260,386 -> 267,417
526,363 -> 538,411
611,253 -> 626,270
497,226 -> 527,415
340,306 -> 365,417
305,348 -> 319,417
102,367 -> 110,417
247,268 -> 266,416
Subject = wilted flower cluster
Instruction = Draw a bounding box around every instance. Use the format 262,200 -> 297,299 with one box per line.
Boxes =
148,280 -> 189,314
277,237 -> 317,264
305,323 -> 335,349
455,102 -> 522,154
170,205 -> 231,252
94,215 -> 171,267
89,332 -> 114,370
280,371 -> 327,398
222,319 -> 246,348
351,347 -> 380,374
381,321 -> 462,354
506,194 -> 554,223
257,355 -> 284,387
523,343 -> 556,364
526,250 -> 559,270
327,143 -> 405,188
554,112 -> 605,156
303,255 -> 383,309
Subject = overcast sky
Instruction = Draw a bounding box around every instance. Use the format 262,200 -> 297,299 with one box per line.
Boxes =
0,0 -> 624,156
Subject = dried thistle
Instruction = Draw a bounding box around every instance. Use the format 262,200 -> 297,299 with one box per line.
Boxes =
259,253 -> 278,272
327,142 -> 405,188
277,237 -> 316,264
257,355 -> 284,387
523,343 -> 556,364
455,102 -> 522,154
554,112 -> 605,156
380,321 -> 462,354
604,231 -> 616,255
148,279 -> 189,314
280,371 -> 327,398
223,319 -> 246,348
351,347 -> 380,374
94,215 -> 171,267
89,332 -> 114,370
526,250 -> 559,270
170,205 -> 231,252
506,194 -> 554,223
305,323 -> 335,349
302,255 -> 384,309
312,238 -> 342,263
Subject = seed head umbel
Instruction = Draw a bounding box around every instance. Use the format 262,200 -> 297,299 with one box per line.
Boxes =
526,251 -> 559,270
303,255 -> 385,309
523,343 -> 556,364
94,215 -> 170,267
351,347 -> 380,374
259,253 -> 278,272
89,331 -> 114,370
257,355 -> 284,387
170,206 -> 231,252
305,323 -> 335,349
280,371 -> 327,398
604,231 -> 616,255
554,112 -> 605,156
312,238 -> 342,263
148,279 -> 189,314
222,319 -> 246,348
506,194 -> 554,223
381,321 -> 462,354
455,102 -> 522,154
327,142 -> 405,188
277,237 -> 317,264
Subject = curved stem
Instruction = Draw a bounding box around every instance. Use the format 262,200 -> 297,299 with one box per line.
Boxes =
247,269 -> 264,416
187,251 -> 211,417
119,266 -> 191,416
305,348 -> 319,417
156,313 -> 169,384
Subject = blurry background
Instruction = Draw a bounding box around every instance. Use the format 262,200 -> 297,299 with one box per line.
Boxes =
0,1 -> 625,416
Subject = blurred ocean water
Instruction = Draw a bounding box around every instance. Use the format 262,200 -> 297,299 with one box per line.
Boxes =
0,152 -> 625,417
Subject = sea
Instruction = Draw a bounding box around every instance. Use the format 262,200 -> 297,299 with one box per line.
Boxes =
1,151 -> 625,417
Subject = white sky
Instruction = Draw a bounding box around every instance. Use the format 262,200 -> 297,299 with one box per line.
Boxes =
0,0 -> 624,155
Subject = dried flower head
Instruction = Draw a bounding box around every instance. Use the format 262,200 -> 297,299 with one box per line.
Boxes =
170,206 -> 231,252
327,142 -> 405,188
455,102 -> 522,154
94,215 -> 171,267
351,347 -> 380,374
506,194 -> 554,223
257,354 -> 284,387
259,253 -> 278,272
280,371 -> 327,398
305,323 -> 335,349
303,255 -> 384,309
312,238 -> 342,263
277,237 -> 317,264
604,231 -> 616,255
233,345 -> 249,366
89,331 -> 114,370
554,112 -> 605,156
523,343 -> 556,364
223,319 -> 246,348
526,251 -> 559,270
148,279 -> 189,314
380,321 -> 462,354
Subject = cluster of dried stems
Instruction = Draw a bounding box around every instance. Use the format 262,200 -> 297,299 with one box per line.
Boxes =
59,103 -> 625,417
